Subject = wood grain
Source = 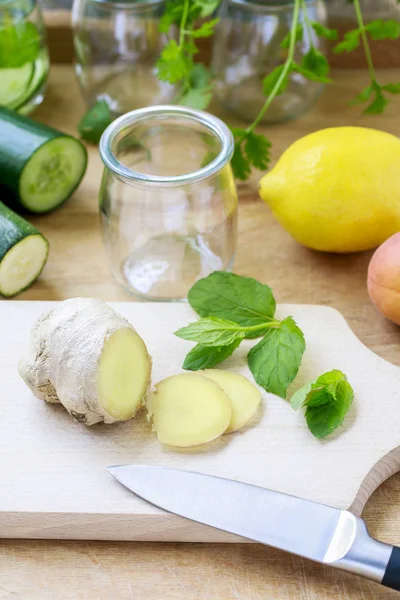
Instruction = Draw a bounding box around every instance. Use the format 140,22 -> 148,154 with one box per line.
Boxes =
1,66 -> 400,598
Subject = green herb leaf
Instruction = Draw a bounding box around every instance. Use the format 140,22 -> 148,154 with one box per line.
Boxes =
351,83 -> 374,104
248,316 -> 306,398
156,40 -> 189,83
244,132 -> 271,171
174,317 -> 246,346
295,47 -> 330,83
263,65 -> 290,96
0,21 -> 40,68
78,100 -> 113,144
179,86 -> 213,109
334,29 -> 361,54
280,23 -> 303,49
188,271 -> 276,335
183,339 -> 242,370
231,140 -> 252,181
364,87 -> 388,114
193,0 -> 220,18
290,381 -> 313,410
191,18 -> 219,38
159,0 -> 184,33
382,83 -> 400,94
366,19 -> 400,41
303,370 -> 354,438
311,22 -> 338,41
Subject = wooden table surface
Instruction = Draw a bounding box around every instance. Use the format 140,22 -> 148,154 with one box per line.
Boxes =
2,66 -> 400,599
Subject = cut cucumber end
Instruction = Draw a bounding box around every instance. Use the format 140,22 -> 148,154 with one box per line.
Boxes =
0,233 -> 48,297
19,136 -> 87,213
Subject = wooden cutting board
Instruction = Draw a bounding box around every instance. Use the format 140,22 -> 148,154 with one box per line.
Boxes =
1,301 -> 400,542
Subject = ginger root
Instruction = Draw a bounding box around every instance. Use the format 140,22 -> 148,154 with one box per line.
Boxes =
18,298 -> 152,425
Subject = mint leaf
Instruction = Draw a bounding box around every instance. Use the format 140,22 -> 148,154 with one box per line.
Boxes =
334,29 -> 361,54
263,65 -> 290,96
78,100 -> 113,144
366,19 -> 400,40
280,23 -> 303,49
292,370 -> 354,439
248,316 -> 305,398
188,271 -> 276,336
311,22 -> 338,41
0,22 -> 40,68
183,339 -> 241,370
290,381 -> 313,410
244,132 -> 271,171
174,317 -> 246,347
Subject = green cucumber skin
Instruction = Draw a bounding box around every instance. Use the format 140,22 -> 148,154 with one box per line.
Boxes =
0,106 -> 88,214
0,200 -> 46,259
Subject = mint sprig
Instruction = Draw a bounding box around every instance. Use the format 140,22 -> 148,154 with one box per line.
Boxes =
290,370 -> 354,438
176,271 -> 306,398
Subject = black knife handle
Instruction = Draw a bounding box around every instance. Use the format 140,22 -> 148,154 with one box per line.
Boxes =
382,546 -> 400,591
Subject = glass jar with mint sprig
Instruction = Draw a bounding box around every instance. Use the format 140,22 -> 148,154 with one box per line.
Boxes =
0,0 -> 49,114
211,0 -> 327,124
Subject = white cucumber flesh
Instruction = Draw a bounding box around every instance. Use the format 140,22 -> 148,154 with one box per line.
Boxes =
0,234 -> 48,297
0,62 -> 34,108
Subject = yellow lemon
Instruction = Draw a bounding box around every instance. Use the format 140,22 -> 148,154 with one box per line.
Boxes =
259,127 -> 400,253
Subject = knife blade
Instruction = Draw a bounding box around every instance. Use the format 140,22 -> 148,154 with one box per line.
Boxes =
107,465 -> 400,591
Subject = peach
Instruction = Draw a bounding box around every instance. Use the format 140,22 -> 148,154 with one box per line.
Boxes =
367,233 -> 400,325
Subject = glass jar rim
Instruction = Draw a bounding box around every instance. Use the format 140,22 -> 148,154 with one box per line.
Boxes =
99,105 -> 235,187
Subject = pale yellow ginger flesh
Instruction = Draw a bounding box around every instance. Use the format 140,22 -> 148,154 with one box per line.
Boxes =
97,327 -> 151,421
201,370 -> 261,433
148,373 -> 232,447
18,298 -> 152,426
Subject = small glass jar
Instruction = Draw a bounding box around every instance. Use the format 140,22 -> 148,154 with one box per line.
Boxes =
211,0 -> 327,124
0,0 -> 50,114
72,0 -> 177,115
99,106 -> 237,301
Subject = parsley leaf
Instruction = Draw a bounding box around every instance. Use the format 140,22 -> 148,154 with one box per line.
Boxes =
382,83 -> 400,94
178,63 -> 214,110
295,47 -> 330,83
248,316 -> 305,398
156,40 -> 190,83
311,22 -> 338,41
174,317 -> 246,346
231,138 -> 252,181
191,18 -> 219,38
183,340 -> 242,370
244,132 -> 271,171
188,271 -> 276,334
281,23 -> 303,49
290,370 -> 354,438
193,0 -> 220,18
263,65 -> 290,96
78,100 -> 113,144
334,29 -> 361,54
366,19 -> 400,41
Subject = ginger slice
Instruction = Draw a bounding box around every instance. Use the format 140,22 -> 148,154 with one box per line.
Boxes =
148,373 -> 232,447
201,370 -> 261,433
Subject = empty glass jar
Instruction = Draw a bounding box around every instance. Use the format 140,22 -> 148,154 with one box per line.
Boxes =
99,105 -> 238,301
72,0 -> 176,115
212,0 -> 327,123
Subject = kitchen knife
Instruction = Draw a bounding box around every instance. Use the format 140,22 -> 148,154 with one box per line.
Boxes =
108,465 -> 400,591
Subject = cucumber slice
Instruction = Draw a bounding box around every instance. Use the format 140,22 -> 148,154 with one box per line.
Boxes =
20,137 -> 87,212
0,62 -> 34,108
0,201 -> 48,297
0,107 -> 87,213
